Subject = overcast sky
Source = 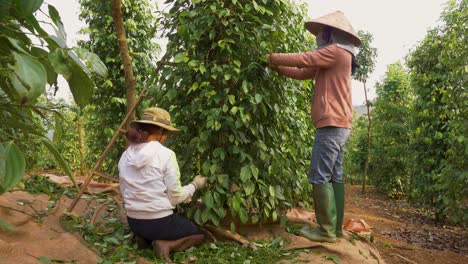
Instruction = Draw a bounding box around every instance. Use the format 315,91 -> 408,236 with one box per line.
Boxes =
46,0 -> 447,106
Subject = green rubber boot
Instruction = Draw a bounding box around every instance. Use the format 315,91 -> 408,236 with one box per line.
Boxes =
299,183 -> 337,243
333,183 -> 345,238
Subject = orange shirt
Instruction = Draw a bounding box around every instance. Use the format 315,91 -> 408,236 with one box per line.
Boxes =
269,44 -> 353,128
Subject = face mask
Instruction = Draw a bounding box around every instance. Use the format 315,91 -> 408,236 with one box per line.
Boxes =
316,28 -> 331,49
331,30 -> 357,57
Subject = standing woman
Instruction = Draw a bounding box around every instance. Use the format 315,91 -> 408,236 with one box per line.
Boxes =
118,107 -> 207,258
267,11 -> 361,243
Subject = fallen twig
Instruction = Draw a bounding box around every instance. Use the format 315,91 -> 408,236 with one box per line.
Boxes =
204,225 -> 257,250
0,204 -> 37,218
391,253 -> 417,264
90,202 -> 109,225
201,227 -> 217,242
115,198 -> 128,227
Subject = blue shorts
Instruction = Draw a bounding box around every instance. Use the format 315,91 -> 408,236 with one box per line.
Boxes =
308,127 -> 351,184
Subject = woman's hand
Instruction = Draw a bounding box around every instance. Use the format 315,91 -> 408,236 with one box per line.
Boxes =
192,175 -> 208,190
266,54 -> 279,72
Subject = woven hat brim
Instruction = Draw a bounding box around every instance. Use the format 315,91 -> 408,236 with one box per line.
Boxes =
305,21 -> 362,47
130,120 -> 179,132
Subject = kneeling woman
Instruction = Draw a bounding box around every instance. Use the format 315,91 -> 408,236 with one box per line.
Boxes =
118,107 -> 207,258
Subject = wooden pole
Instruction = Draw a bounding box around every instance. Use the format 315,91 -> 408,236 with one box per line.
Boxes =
112,0 -> 137,125
362,81 -> 372,194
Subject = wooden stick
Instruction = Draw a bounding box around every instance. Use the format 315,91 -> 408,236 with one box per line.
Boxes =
90,202 -> 109,225
204,225 -> 257,250
391,253 -> 417,264
94,170 -> 119,182
67,56 -> 168,212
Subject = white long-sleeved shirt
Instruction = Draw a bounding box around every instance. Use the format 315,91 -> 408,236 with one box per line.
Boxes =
118,141 -> 196,219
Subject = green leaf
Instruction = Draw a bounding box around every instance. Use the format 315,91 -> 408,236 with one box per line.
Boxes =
244,181 -> 255,196
239,207 -> 248,223
67,57 -> 95,108
255,94 -> 262,103
40,139 -> 78,189
250,165 -> 259,180
9,51 -> 46,102
6,37 -> 29,54
251,214 -> 259,224
227,95 -> 235,105
241,80 -> 249,93
201,207 -> 211,223
67,50 -> 89,74
37,256 -> 51,264
31,47 -> 57,85
49,35 -> 66,48
272,210 -> 278,222
104,236 -> 120,245
324,255 -> 341,264
0,142 -> 25,194
193,208 -> 201,225
15,0 -> 43,17
203,191 -> 214,209
174,52 -> 187,63
269,186 -> 275,197
48,48 -> 72,79
240,165 -> 251,182
0,220 -> 15,232
47,4 -> 61,25
271,237 -> 282,247
48,4 -> 66,42
232,194 -> 241,213
73,48 -> 108,77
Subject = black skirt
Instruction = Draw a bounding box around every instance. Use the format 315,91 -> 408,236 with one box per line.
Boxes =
127,214 -> 204,241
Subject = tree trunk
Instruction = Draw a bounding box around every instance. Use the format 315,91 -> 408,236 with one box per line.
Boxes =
77,113 -> 88,177
362,81 -> 372,194
112,0 -> 136,124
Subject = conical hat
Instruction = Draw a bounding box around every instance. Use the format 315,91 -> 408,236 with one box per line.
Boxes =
305,11 -> 361,47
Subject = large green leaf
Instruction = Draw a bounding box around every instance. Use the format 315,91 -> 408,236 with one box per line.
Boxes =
49,48 -> 95,108
48,48 -> 72,79
40,139 -> 78,189
47,4 -> 66,41
6,36 -> 29,54
67,58 -> 94,108
31,47 -> 57,85
203,191 -> 214,209
67,50 -> 89,74
9,51 -> 46,102
73,48 -> 108,78
0,142 -> 26,194
15,0 -> 43,17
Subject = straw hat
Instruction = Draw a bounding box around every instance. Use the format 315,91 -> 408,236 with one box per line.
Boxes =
305,11 -> 361,47
131,107 -> 179,132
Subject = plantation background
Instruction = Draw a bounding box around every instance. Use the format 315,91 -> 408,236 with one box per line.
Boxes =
0,0 -> 466,262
